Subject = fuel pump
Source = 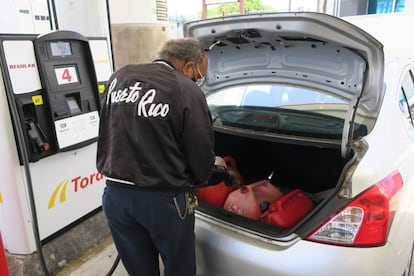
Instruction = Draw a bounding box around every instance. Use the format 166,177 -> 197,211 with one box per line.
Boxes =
9,30 -> 101,162
0,30 -> 111,263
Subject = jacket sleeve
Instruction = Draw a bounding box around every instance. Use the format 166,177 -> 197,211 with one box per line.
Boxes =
180,86 -> 216,186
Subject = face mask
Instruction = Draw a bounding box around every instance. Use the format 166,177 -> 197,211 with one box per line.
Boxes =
193,65 -> 205,87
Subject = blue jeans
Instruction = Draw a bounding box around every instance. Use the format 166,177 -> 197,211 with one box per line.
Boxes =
102,185 -> 196,276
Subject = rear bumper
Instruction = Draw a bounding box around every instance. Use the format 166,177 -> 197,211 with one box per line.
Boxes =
195,213 -> 402,276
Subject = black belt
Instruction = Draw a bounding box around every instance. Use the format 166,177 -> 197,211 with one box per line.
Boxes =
106,179 -> 191,192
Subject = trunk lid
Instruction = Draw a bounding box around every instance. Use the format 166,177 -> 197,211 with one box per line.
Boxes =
184,12 -> 384,156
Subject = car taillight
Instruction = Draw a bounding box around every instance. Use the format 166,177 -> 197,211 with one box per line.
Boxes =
306,171 -> 403,247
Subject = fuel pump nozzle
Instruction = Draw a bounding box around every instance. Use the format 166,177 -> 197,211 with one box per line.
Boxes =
26,120 -> 49,152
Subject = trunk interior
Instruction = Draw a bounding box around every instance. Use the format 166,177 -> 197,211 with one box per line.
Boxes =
196,128 -> 352,236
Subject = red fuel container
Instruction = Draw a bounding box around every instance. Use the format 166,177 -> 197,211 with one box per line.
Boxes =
261,189 -> 314,228
195,156 -> 243,208
223,179 -> 284,220
195,182 -> 238,208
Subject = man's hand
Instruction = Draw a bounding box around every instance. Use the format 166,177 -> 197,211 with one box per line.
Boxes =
214,156 -> 226,167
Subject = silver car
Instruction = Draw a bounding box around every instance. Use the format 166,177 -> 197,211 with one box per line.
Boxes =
185,12 -> 414,276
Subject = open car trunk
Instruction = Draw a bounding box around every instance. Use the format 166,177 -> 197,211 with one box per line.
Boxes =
213,130 -> 348,192
196,128 -> 353,237
185,12 -> 384,241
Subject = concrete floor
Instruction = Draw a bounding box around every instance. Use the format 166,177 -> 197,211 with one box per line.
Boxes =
5,208 -> 167,276
55,235 -> 167,276
5,210 -> 116,276
55,235 -> 128,276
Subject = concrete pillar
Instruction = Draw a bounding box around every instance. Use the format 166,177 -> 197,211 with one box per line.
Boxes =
108,0 -> 170,69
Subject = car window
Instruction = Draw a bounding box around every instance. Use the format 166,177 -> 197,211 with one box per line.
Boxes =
206,84 -> 368,140
399,69 -> 414,125
208,85 -> 343,107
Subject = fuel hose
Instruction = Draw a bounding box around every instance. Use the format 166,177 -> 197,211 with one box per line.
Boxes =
6,94 -> 50,275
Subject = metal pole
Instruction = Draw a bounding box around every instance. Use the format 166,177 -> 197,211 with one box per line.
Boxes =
202,0 -> 207,19
239,0 -> 246,15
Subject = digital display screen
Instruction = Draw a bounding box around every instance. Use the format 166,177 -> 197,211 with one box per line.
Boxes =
50,42 -> 72,56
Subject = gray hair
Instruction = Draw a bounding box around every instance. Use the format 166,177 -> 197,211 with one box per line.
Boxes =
158,38 -> 205,65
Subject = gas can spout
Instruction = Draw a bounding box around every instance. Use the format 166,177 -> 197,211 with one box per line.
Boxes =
267,171 -> 274,180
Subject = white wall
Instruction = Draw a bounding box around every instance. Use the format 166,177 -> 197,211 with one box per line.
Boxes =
344,12 -> 414,60
0,0 -> 31,33
54,0 -> 110,37
405,0 -> 414,11
109,0 -> 161,25
0,0 -> 50,34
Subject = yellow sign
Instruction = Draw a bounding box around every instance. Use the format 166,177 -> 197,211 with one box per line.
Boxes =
48,180 -> 68,209
32,95 -> 43,105
98,84 -> 106,94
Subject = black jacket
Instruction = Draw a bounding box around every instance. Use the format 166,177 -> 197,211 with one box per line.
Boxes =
96,61 -> 215,191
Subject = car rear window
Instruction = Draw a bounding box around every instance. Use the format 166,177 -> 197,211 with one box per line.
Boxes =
207,84 -> 368,140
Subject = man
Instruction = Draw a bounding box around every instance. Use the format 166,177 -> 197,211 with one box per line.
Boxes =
96,38 -> 215,276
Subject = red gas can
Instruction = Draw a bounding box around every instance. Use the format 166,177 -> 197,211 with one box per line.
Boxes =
223,179 -> 284,220
261,189 -> 314,228
195,156 -> 243,208
0,232 -> 9,276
